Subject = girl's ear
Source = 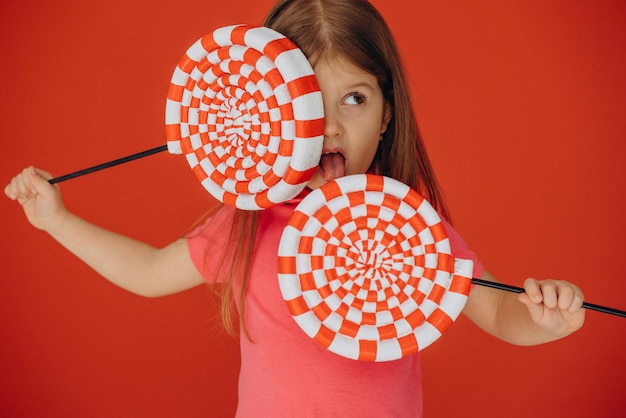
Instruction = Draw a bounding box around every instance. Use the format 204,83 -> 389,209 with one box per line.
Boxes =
381,102 -> 392,134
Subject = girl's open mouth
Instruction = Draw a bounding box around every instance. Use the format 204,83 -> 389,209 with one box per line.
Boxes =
319,151 -> 346,182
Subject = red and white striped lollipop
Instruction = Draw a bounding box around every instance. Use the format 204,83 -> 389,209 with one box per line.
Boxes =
278,174 -> 473,361
166,25 -> 324,209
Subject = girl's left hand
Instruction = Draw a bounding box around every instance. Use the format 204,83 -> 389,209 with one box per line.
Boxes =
518,278 -> 586,337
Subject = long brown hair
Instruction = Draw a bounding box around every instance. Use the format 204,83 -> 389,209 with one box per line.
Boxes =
212,0 -> 449,336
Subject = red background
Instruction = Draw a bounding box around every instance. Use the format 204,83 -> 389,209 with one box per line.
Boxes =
1,1 -> 625,417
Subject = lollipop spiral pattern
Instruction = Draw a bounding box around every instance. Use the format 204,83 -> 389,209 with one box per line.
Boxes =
278,175 -> 473,361
165,25 -> 324,209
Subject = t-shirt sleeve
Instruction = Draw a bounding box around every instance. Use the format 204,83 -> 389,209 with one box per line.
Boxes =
442,219 -> 484,279
186,205 -> 236,283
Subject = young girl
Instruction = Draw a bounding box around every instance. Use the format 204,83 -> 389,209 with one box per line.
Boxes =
4,0 -> 585,416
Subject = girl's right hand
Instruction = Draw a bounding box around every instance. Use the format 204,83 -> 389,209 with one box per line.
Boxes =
4,166 -> 66,231
5,166 -> 205,297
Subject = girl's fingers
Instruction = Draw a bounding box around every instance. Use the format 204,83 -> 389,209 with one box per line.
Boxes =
523,278 -> 585,313
555,283 -> 575,310
5,168 -> 33,200
5,167 -> 58,207
31,167 -> 53,182
564,283 -> 584,313
539,280 -> 558,309
28,167 -> 56,196
520,278 -> 586,337
522,278 -> 543,303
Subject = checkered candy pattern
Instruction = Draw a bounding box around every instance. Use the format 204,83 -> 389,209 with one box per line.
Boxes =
278,175 -> 473,361
165,25 -> 324,209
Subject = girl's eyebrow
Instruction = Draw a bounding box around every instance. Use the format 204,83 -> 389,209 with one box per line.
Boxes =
342,81 -> 376,91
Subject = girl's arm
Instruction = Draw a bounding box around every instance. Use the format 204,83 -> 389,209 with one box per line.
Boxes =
463,270 -> 585,345
5,167 -> 205,297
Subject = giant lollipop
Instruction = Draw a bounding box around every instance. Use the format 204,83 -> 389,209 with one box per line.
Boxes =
165,24 -> 324,209
278,174 -> 474,361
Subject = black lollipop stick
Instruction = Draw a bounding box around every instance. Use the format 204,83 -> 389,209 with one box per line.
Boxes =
48,145 -> 168,184
471,278 -> 626,318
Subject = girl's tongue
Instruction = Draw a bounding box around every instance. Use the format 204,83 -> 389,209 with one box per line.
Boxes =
320,152 -> 346,182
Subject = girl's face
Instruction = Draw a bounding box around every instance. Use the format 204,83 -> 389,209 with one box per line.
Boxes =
306,57 -> 391,190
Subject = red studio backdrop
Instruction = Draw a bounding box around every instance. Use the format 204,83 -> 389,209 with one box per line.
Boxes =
1,1 -> 624,417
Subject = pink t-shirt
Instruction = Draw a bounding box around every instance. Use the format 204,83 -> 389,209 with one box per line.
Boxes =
188,195 -> 483,418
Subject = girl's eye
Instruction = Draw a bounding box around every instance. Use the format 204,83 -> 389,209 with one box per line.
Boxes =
344,92 -> 366,105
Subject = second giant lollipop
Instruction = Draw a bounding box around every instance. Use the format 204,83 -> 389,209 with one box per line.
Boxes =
278,174 -> 475,361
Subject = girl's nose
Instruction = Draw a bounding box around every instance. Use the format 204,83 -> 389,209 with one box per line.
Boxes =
323,109 -> 342,139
